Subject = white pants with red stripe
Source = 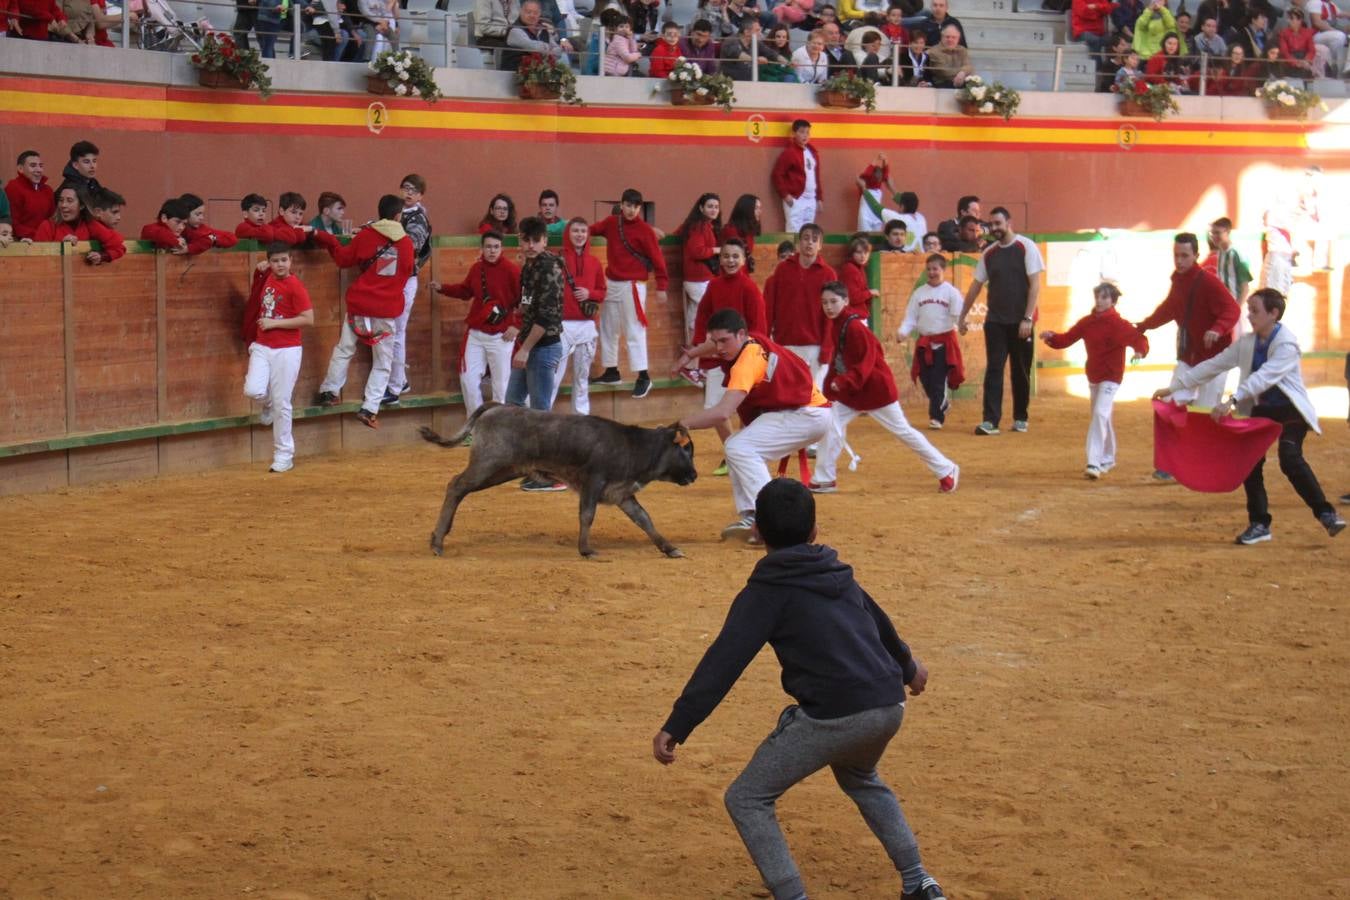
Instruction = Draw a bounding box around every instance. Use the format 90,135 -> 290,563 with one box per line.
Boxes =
462,327 -> 514,415
682,279 -> 708,346
600,278 -> 648,372
388,275 -> 418,394
244,343 -> 302,469
319,317 -> 395,415
549,319 -> 599,414
813,401 -> 955,485
726,406 -> 832,515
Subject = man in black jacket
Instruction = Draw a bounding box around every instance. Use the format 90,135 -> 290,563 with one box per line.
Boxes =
652,479 -> 946,900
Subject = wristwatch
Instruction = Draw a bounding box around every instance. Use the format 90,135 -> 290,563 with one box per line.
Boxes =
1021,316 -> 1033,323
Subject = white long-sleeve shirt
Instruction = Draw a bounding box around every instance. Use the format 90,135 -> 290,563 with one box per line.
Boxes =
899,281 -> 963,337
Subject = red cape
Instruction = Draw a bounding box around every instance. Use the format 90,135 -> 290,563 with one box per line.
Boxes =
1152,400 -> 1282,493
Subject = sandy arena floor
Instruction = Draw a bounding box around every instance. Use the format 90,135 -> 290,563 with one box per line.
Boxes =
2,396 -> 1348,900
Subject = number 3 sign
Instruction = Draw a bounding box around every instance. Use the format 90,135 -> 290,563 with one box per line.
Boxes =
746,114 -> 766,143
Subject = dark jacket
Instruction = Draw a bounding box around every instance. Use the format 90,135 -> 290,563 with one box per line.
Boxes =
660,544 -> 917,744
401,202 -> 432,272
59,162 -> 102,203
519,252 -> 566,344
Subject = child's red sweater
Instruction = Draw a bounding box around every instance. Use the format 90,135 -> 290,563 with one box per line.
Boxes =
183,223 -> 239,255
590,214 -> 669,289
140,222 -> 184,250
824,314 -> 898,412
1043,306 -> 1149,384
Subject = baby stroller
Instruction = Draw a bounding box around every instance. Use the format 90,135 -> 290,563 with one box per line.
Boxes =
139,0 -> 205,51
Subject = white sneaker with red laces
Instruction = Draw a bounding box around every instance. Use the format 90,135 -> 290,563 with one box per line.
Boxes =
807,481 -> 837,494
938,465 -> 960,494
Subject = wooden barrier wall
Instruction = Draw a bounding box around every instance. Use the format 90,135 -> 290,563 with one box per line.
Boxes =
2,235 -> 1345,496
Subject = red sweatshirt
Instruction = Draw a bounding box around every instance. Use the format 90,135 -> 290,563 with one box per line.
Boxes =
1070,0 -> 1117,38
590,215 -> 669,289
15,0 -> 65,39
824,314 -> 898,412
183,223 -> 239,255
436,256 -> 523,334
34,218 -> 125,261
771,143 -> 822,201
5,175 -> 56,240
840,258 -> 872,317
679,219 -> 720,286
692,269 -> 767,369
558,239 -> 606,321
1137,265 -> 1239,366
858,162 -> 890,190
315,224 -> 413,319
650,41 -> 681,78
268,216 -> 309,246
236,220 -> 276,242
140,221 -> 185,251
1044,306 -> 1149,384
764,253 -> 836,347
242,269 -> 313,348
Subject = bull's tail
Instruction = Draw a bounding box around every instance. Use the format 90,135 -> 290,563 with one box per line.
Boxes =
418,402 -> 500,448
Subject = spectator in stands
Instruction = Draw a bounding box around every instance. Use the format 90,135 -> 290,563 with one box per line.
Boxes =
856,29 -> 893,82
760,24 -> 800,79
502,0 -> 573,70
928,22 -> 972,86
1132,0 -> 1177,58
271,193 -> 315,245
237,194 -> 274,242
919,0 -> 965,48
5,151 -> 55,242
35,185 -> 124,266
537,189 -> 565,236
723,193 -> 762,263
1194,0 -> 1246,42
1210,43 -> 1258,94
1301,0 -> 1347,76
1112,49 -> 1143,88
697,0 -> 739,38
937,194 -> 979,250
1110,0 -> 1143,42
772,119 -> 823,233
1193,16 -> 1227,58
255,0 -> 283,58
1174,11 -> 1193,45
140,198 -> 191,254
897,29 -> 932,83
357,0 -> 400,60
922,232 -> 942,252
720,18 -> 758,79
1096,31 -> 1133,90
1278,7 -> 1328,77
311,191 -> 347,235
180,194 -> 239,254
821,20 -> 856,71
805,3 -> 840,31
726,0 -> 768,32
60,141 -> 101,205
478,193 -> 518,235
625,0 -> 660,36
1145,32 -> 1194,90
880,3 -> 908,44
1235,8 -> 1269,60
15,0 -> 70,39
792,28 -> 832,82
650,20 -> 684,78
952,214 -> 985,251
774,0 -> 815,27
300,0 -> 340,61
604,13 -> 644,74
1070,0 -> 1117,56
232,0 -> 262,51
474,0 -> 518,53
680,19 -> 720,72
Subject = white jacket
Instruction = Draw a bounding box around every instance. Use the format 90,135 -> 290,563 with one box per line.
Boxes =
1179,323 -> 1320,434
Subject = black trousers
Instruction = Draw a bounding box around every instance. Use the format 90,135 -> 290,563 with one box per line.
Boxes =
917,343 -> 950,423
982,321 -> 1033,427
1243,403 -> 1333,527
233,3 -> 259,48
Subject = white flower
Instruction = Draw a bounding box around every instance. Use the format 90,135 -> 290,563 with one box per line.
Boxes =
368,60 -> 378,71
696,86 -> 709,95
979,101 -> 994,113
668,72 -> 678,81
1279,93 -> 1295,106
395,83 -> 408,95
691,64 -> 702,78
969,85 -> 986,100
399,71 -> 409,81
676,56 -> 686,63
411,86 -> 421,96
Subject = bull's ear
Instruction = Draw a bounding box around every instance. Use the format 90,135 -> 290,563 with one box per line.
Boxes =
670,424 -> 692,448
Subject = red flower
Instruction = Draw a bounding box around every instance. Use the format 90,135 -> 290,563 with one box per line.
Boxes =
191,53 -> 202,64
1134,81 -> 1147,95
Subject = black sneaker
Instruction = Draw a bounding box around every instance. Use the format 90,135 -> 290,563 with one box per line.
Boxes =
379,389 -> 401,408
902,878 -> 947,900
590,367 -> 621,385
632,372 -> 652,399
1339,493 -> 1350,505
1234,522 -> 1272,545
355,408 -> 378,429
1319,511 -> 1346,537
521,478 -> 567,492
398,381 -> 412,395
316,390 -> 339,407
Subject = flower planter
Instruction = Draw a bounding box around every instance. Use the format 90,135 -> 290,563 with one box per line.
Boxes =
818,90 -> 862,109
366,74 -> 397,95
1118,99 -> 1153,117
197,69 -> 251,90
958,100 -> 999,116
670,88 -> 715,106
518,82 -> 562,100
1264,104 -> 1306,120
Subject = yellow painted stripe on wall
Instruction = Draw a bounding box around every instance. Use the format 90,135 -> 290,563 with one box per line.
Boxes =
1,85 -> 1338,152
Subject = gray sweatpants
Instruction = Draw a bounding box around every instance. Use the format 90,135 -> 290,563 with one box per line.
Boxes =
724,702 -> 926,900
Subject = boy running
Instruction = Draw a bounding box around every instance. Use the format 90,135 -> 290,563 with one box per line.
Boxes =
653,477 -> 947,900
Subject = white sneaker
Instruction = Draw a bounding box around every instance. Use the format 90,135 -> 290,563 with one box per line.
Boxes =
269,459 -> 293,474
259,404 -> 274,426
720,515 -> 756,541
928,419 -> 943,430
1084,465 -> 1101,480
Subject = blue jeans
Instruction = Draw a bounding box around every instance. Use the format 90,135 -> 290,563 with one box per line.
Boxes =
256,25 -> 278,57
506,340 -> 563,411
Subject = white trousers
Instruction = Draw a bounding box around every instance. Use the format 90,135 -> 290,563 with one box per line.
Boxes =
320,317 -> 395,414
783,197 -> 818,234
703,365 -> 727,409
244,343 -> 303,468
857,189 -> 884,232
683,279 -> 708,346
725,406 -> 832,514
600,279 -> 648,372
1314,31 -> 1343,73
1085,380 -> 1120,471
813,401 -> 955,484
388,275 -> 417,393
462,327 -> 514,415
549,319 -> 599,414
783,344 -> 828,389
1260,251 -> 1293,295
1168,360 -> 1227,408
